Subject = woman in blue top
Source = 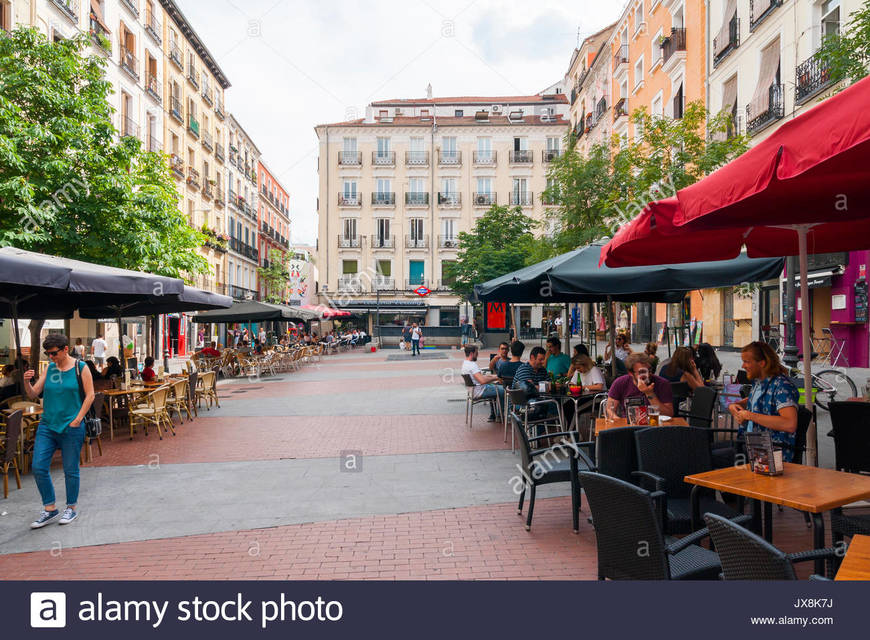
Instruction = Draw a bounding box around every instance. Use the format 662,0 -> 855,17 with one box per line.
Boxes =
727,341 -> 798,461
23,334 -> 94,528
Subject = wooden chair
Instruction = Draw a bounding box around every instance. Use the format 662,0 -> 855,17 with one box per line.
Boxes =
1,409 -> 23,498
186,371 -> 199,419
130,385 -> 174,440
166,378 -> 192,423
196,371 -> 220,410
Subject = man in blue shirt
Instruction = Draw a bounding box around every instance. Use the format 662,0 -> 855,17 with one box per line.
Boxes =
545,337 -> 571,376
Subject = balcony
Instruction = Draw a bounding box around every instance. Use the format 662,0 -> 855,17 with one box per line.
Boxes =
146,74 -> 161,103
372,192 -> 396,206
229,285 -> 259,301
405,192 -> 429,207
215,191 -> 225,208
747,84 -> 784,136
372,151 -> 395,167
750,0 -> 782,32
169,96 -> 183,123
661,28 -> 687,70
795,55 -> 835,105
405,150 -> 429,166
437,192 -> 461,208
509,150 -> 533,164
713,15 -> 740,67
438,150 -> 462,166
188,115 -> 200,138
338,193 -> 361,207
509,192 -> 534,207
215,144 -> 225,163
120,47 -> 138,81
202,180 -> 214,200
614,97 -> 629,120
472,192 -> 496,207
89,14 -> 111,53
338,236 -> 360,249
170,154 -> 184,179
121,117 -> 139,139
472,150 -> 496,165
338,275 -> 363,293
51,0 -> 79,22
613,44 -> 629,73
372,276 -> 395,290
145,13 -> 161,44
405,235 -> 429,249
543,149 -> 563,163
542,192 -> 558,206
215,98 -> 225,120
187,64 -> 200,90
202,130 -> 214,152
229,238 -> 259,262
202,84 -> 213,106
148,136 -> 161,153
405,278 -> 428,288
120,0 -> 139,18
439,236 -> 459,249
169,42 -> 182,69
339,151 -> 362,166
371,235 -> 395,249
186,167 -> 201,189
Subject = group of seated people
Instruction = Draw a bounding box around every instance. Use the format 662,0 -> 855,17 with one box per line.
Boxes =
320,328 -> 369,347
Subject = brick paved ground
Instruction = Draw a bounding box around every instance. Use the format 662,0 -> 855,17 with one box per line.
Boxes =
0,347 -> 864,580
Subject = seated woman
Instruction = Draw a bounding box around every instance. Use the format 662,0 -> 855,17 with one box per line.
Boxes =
604,333 -> 632,365
644,342 -> 660,374
141,356 -> 156,382
569,355 -> 606,392
660,347 -> 705,413
101,356 -> 123,380
565,345 -> 591,382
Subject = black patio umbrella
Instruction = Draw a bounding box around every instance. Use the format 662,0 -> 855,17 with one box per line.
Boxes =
191,300 -> 320,324
0,247 -> 185,365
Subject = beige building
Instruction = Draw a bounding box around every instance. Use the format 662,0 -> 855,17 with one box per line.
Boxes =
226,114 -> 261,301
159,0 -> 230,295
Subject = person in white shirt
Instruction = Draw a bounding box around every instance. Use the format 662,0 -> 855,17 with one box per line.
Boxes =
460,345 -> 504,422
569,355 -> 605,391
410,323 -> 422,356
91,335 -> 107,366
259,328 -> 267,345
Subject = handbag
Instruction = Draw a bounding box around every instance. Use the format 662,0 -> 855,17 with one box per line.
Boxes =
74,361 -> 102,438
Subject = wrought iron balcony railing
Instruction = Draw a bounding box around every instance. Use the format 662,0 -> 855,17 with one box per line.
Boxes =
371,235 -> 395,249
338,236 -> 360,249
338,193 -> 361,207
713,15 -> 740,67
405,151 -> 429,166
750,0 -> 782,32
747,84 -> 784,136
438,150 -> 461,165
795,55 -> 835,105
405,235 -> 429,249
437,193 -> 461,207
372,192 -> 396,206
509,192 -> 534,207
472,192 -> 496,207
613,44 -> 629,70
372,151 -> 395,166
339,151 -> 362,166
120,47 -> 138,80
405,192 -> 429,206
472,151 -> 496,165
439,236 -> 459,249
543,149 -> 563,162
661,28 -> 687,65
509,150 -> 533,164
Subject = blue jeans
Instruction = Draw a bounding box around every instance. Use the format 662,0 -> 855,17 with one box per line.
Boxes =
479,384 -> 506,416
411,339 -> 420,355
32,425 -> 85,507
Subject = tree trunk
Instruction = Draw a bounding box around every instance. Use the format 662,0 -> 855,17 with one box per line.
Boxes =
29,318 -> 45,375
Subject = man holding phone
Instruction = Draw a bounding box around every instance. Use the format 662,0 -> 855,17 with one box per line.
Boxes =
606,353 -> 674,419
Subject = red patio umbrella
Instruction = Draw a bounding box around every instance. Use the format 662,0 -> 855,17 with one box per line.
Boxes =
300,304 -> 352,319
602,76 -> 870,466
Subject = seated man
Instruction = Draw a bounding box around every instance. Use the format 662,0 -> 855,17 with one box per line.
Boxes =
545,337 -> 571,377
489,342 -> 510,374
512,346 -> 550,390
498,341 -> 525,381
200,341 -> 221,358
141,356 -> 157,382
606,353 -> 674,420
460,345 -> 505,422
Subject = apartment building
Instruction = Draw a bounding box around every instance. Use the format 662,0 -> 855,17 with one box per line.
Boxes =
257,160 -> 292,302
572,32 -> 614,155
707,0 -> 867,364
566,24 -> 616,137
226,114 -> 261,301
315,94 -> 570,333
159,0 -> 230,297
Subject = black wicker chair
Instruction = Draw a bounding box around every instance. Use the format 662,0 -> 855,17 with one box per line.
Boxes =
511,413 -> 594,533
579,471 -> 721,580
634,426 -> 748,534
684,386 -> 718,428
594,425 -> 644,483
828,401 -> 870,543
704,513 -> 837,580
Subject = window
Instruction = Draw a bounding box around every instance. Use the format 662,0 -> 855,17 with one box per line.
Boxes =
409,177 -> 425,194
441,136 -> 458,162
476,137 -> 492,161
513,136 -> 528,151
376,178 -> 391,195
342,260 -> 357,274
379,109 -> 389,119
408,260 -> 425,285
0,1 -> 11,31
454,109 -> 464,117
821,0 -> 841,41
409,219 -> 424,240
440,177 -> 457,195
342,218 -> 357,240
634,56 -> 644,90
441,219 -> 456,241
651,92 -> 663,117
477,177 -> 492,194
634,1 -> 645,33
546,136 -> 560,152
652,28 -> 663,66
441,263 -> 457,289
377,260 -> 391,276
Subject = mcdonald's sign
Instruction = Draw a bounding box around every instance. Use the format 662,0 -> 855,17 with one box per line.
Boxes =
486,302 -> 507,330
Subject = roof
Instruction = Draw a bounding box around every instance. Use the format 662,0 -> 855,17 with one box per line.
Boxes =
228,114 -> 262,156
316,114 -> 570,129
158,0 -> 231,89
370,94 -> 568,106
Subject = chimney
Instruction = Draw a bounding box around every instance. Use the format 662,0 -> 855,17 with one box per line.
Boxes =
426,83 -> 432,99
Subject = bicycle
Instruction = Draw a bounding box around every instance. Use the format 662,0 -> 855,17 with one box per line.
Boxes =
788,366 -> 857,412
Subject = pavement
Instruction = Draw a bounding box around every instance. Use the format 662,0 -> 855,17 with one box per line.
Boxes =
0,348 -> 865,580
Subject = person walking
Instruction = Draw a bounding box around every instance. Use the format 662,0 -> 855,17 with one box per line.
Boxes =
72,338 -> 85,360
410,323 -> 422,356
91,334 -> 107,366
23,334 -> 94,528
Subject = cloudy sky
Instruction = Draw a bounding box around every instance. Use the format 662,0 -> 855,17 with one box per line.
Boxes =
177,0 -> 627,245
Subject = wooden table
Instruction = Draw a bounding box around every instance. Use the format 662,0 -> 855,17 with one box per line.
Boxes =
595,416 -> 688,435
103,387 -> 151,440
685,463 -> 870,574
835,534 -> 870,580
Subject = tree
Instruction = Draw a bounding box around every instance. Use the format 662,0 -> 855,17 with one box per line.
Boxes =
0,28 -> 207,366
258,248 -> 290,303
444,205 -> 537,300
542,101 -> 748,257
815,1 -> 870,87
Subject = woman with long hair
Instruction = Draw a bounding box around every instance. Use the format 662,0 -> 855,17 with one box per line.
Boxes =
660,346 -> 705,412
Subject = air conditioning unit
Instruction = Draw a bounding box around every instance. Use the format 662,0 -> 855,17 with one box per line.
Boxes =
475,195 -> 487,205
444,240 -> 456,248
491,105 -> 501,112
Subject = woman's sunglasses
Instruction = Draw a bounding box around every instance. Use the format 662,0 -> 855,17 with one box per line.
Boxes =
44,349 -> 63,357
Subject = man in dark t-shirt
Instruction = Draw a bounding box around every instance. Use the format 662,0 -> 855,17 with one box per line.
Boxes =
498,341 -> 525,380
606,353 -> 674,418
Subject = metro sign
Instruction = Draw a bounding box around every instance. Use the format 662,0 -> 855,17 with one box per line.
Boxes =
413,286 -> 431,297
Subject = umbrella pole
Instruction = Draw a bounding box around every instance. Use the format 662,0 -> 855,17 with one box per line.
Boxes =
564,304 -> 570,353
11,302 -> 25,390
607,296 -> 617,379
798,226 -> 817,467
117,315 -> 124,364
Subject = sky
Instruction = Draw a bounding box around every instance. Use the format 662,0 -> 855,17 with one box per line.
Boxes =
176,0 -> 628,246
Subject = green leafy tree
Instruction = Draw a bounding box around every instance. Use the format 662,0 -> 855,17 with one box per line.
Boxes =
258,248 -> 290,303
815,1 -> 870,86
0,28 -> 207,365
445,205 -> 537,300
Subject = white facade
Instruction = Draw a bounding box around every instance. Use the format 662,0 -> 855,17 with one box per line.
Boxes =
226,113 -> 261,300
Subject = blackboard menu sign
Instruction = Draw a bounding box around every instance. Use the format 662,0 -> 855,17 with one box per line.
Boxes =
855,279 -> 868,323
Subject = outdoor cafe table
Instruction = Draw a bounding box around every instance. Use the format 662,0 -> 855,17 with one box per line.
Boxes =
835,534 -> 870,580
595,416 -> 689,435
103,387 -> 151,440
684,463 -> 870,575
537,390 -> 603,433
